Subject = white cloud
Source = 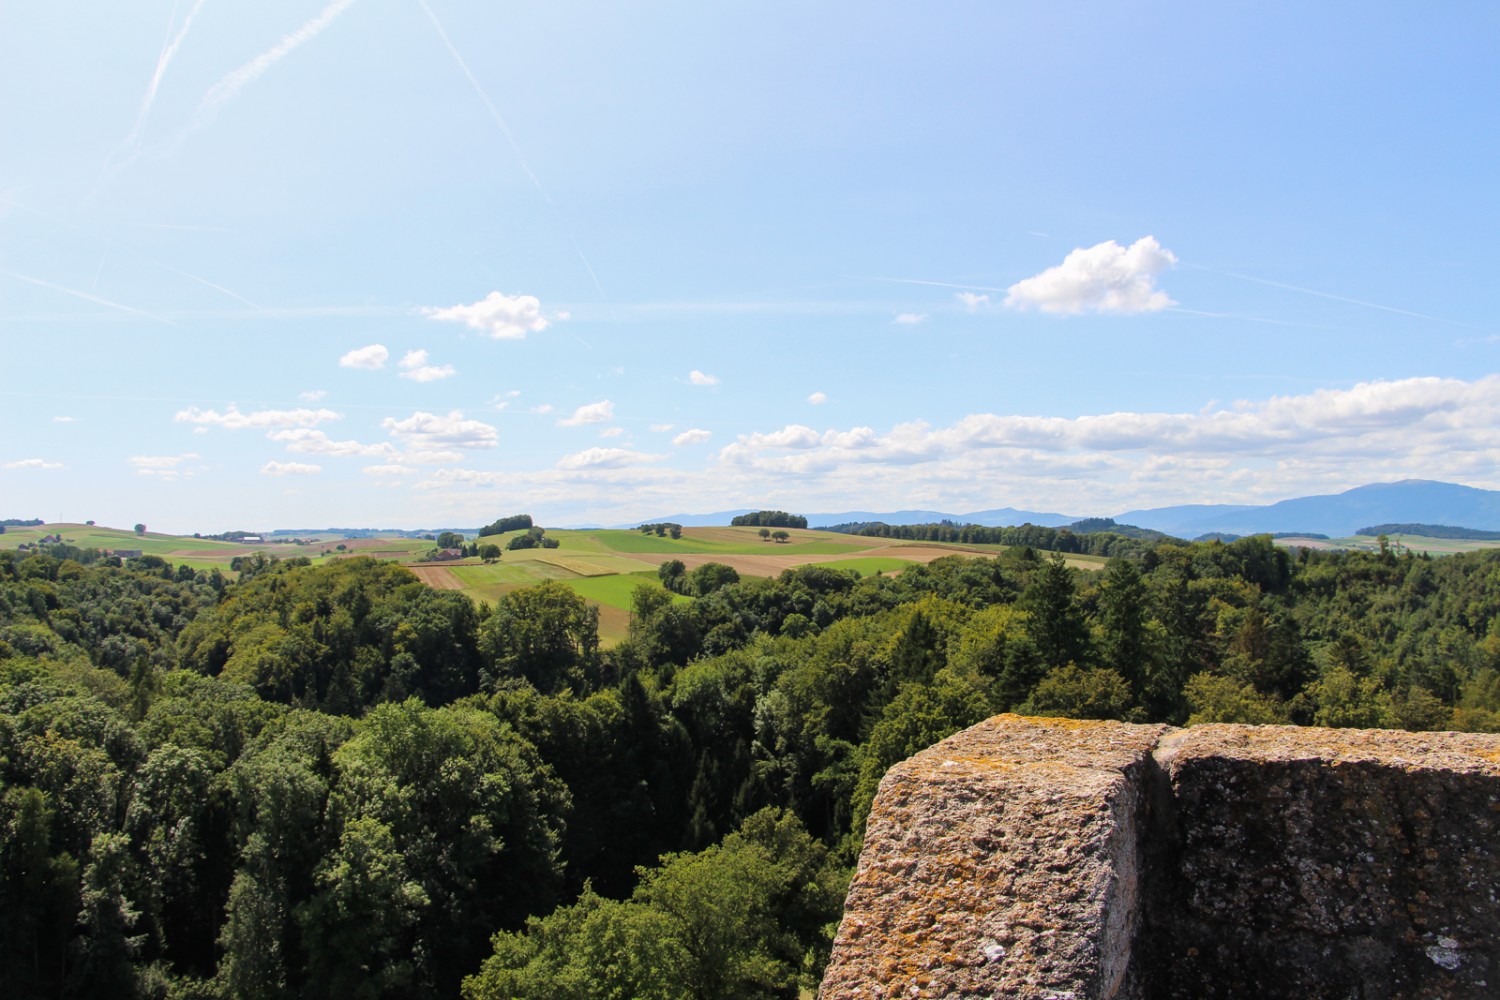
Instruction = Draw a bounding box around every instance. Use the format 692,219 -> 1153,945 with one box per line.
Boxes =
714,378 -> 1500,497
398,349 -> 457,382
425,291 -> 549,340
531,404 -> 555,415
1005,236 -> 1177,315
52,416 -> 76,423
673,428 -> 712,446
651,423 -> 675,432
956,292 -> 990,313
556,447 -> 664,470
261,461 -> 321,476
363,464 -> 416,476
4,458 -> 64,470
381,410 -> 499,450
404,449 -> 466,465
558,400 -> 614,427
130,453 -> 199,470
689,370 -> 719,386
299,389 -> 327,402
807,392 -> 828,405
403,366 -> 456,383
893,313 -> 927,325
267,429 -> 397,458
175,406 -> 341,430
339,343 -> 389,369
600,427 -> 625,439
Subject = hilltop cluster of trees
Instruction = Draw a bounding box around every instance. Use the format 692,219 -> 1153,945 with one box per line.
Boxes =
506,527 -> 559,551
637,522 -> 683,538
731,511 -> 807,529
477,515 -> 534,538
3,531 -> 1500,997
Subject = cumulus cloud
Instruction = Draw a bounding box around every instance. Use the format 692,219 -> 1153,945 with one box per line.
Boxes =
556,447 -> 664,470
425,291 -> 549,339
4,458 -> 64,470
299,389 -> 327,402
362,464 -> 415,476
673,428 -> 712,446
1005,236 -> 1177,315
893,313 -> 927,325
381,410 -> 499,450
174,406 -> 341,429
715,377 -> 1500,490
267,429 -> 397,458
600,427 -> 625,439
956,292 -> 990,313
397,349 -> 457,382
689,370 -> 719,386
413,468 -> 506,490
651,423 -> 675,432
130,453 -> 199,470
807,392 -> 828,405
558,400 -> 615,427
531,404 -> 555,415
404,449 -> 466,465
261,461 -> 321,476
339,343 -> 389,369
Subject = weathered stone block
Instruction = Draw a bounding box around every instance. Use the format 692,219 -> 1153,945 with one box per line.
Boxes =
821,715 -> 1500,1000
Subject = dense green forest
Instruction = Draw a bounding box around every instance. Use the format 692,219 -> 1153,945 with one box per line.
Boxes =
823,518 -> 1163,555
3,534 -> 1500,998
1357,523 -> 1500,540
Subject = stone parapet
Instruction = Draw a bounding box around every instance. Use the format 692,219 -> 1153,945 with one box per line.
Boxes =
820,715 -> 1500,999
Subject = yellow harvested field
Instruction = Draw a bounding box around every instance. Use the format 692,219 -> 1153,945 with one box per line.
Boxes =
408,566 -> 464,590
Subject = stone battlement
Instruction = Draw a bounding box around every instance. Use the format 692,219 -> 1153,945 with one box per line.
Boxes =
820,715 -> 1500,999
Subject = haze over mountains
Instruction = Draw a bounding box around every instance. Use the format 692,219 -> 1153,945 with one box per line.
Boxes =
628,481 -> 1500,540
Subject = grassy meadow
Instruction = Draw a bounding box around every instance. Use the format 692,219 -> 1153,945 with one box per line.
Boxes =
0,521 -> 1111,643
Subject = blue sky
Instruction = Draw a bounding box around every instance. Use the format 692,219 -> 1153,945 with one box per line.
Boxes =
3,2 -> 1498,532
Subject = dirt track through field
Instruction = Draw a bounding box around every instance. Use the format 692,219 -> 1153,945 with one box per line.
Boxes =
408,566 -> 464,590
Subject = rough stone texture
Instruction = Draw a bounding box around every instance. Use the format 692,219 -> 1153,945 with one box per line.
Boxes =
821,715 -> 1168,999
820,715 -> 1500,1000
1150,724 -> 1500,999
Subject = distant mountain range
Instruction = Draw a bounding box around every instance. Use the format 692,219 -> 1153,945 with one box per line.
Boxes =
629,481 -> 1500,540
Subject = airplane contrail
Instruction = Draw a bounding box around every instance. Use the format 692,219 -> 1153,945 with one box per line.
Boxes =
4,270 -> 183,328
1186,264 -> 1484,330
111,0 -> 210,168
192,0 -> 360,130
149,260 -> 265,312
413,0 -> 544,195
415,0 -> 612,322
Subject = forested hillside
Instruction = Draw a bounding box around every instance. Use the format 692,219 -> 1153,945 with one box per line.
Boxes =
3,535 -> 1499,998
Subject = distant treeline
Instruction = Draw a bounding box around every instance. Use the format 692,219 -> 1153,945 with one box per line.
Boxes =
478,514 -> 535,537
731,510 -> 808,528
823,519 -> 1162,558
1358,523 -> 1500,540
1196,531 -> 1331,543
1,518 -> 43,527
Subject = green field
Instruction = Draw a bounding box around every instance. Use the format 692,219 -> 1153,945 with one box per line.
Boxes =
819,556 -> 919,576
562,573 -> 691,611
583,528 -> 865,557
2,521 -> 1074,643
